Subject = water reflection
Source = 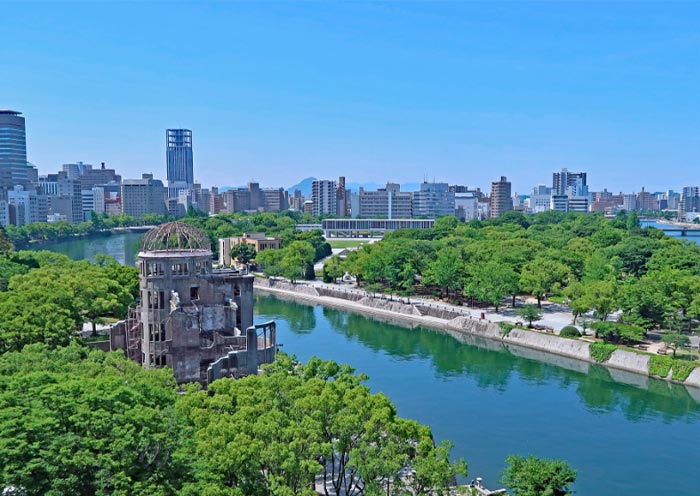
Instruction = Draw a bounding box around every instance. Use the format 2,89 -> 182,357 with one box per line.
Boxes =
27,231 -> 144,266
258,295 -> 700,422
255,294 -> 316,334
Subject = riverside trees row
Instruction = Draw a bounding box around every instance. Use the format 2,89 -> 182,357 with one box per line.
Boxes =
330,211 -> 700,333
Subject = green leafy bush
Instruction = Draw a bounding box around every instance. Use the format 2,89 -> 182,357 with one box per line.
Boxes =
590,321 -> 645,344
589,342 -> 618,362
498,321 -> 515,337
649,355 -> 672,378
560,326 -> 581,338
671,361 -> 697,382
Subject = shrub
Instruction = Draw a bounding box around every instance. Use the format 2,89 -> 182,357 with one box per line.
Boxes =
590,342 -> 617,363
672,361 -> 697,382
590,321 -> 645,344
560,326 -> 581,338
498,321 -> 515,337
649,355 -> 672,378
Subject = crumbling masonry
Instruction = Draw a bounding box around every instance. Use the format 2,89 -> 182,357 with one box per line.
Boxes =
110,222 -> 276,383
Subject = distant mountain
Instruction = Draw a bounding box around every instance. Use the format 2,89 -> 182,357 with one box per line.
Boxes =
286,177 -> 423,197
287,177 -> 317,197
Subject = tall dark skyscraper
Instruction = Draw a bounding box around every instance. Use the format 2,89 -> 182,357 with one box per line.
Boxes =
166,129 -> 194,196
0,110 -> 30,198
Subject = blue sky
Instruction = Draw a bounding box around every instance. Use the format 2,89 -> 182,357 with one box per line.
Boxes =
2,2 -> 699,193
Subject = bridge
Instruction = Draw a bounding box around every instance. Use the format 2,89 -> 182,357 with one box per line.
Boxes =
654,227 -> 700,236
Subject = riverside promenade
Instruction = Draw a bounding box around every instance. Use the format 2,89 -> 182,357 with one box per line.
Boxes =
254,277 -> 700,392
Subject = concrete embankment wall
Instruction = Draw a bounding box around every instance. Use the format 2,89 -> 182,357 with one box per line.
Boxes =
504,328 -> 591,362
254,279 -> 700,391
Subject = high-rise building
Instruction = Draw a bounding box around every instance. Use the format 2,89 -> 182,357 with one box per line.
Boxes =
79,162 -> 121,190
680,187 -> 700,216
636,187 -> 658,212
7,185 -> 39,226
0,200 -> 9,227
166,129 -> 194,196
528,184 -> 552,213
62,161 -> 92,179
623,194 -> 638,212
55,173 -> 84,224
81,187 -> 106,220
412,182 -> 455,218
490,176 -> 513,218
312,179 -> 337,217
336,176 -> 350,217
356,183 -> 413,219
261,188 -> 288,212
121,174 -> 167,218
552,168 -> 587,196
0,110 -> 31,198
454,192 -> 478,221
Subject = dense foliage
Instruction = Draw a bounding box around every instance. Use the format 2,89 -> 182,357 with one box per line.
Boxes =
339,211 -> 700,334
0,347 -> 467,496
0,344 -> 185,495
178,353 -> 466,496
0,251 -> 137,352
501,455 -> 577,496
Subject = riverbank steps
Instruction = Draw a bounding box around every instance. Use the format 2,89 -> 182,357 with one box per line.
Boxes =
254,278 -> 700,391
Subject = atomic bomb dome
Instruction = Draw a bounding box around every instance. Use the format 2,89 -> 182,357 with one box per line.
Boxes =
109,221 -> 276,384
141,221 -> 211,253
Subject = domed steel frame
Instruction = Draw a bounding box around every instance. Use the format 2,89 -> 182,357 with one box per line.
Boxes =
141,222 -> 211,252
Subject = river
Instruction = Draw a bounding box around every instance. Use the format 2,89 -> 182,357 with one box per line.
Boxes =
30,230 -> 700,495
26,231 -> 144,265
255,294 -> 700,496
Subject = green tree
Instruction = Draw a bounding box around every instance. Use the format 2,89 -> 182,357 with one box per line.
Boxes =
178,354 -> 465,496
0,259 -> 133,348
465,262 -> 518,312
282,241 -> 315,283
323,255 -> 344,283
256,249 -> 285,278
230,242 -> 257,269
501,455 -> 577,496
662,333 -> 690,358
564,282 -> 589,324
520,258 -> 570,308
424,247 -> 463,300
517,304 -> 543,328
583,280 -> 618,321
0,227 -> 13,254
0,344 -> 187,495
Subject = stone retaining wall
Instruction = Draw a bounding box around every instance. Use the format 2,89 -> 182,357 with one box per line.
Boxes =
254,279 -> 700,391
607,349 -> 651,376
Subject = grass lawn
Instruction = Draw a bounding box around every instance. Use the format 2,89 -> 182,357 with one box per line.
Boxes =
327,240 -> 367,249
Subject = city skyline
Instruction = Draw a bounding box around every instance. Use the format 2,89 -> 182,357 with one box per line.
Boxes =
2,3 -> 699,192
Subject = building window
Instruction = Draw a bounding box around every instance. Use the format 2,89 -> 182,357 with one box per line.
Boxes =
160,322 -> 166,341
170,263 -> 190,276
147,263 -> 163,276
190,286 -> 199,300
